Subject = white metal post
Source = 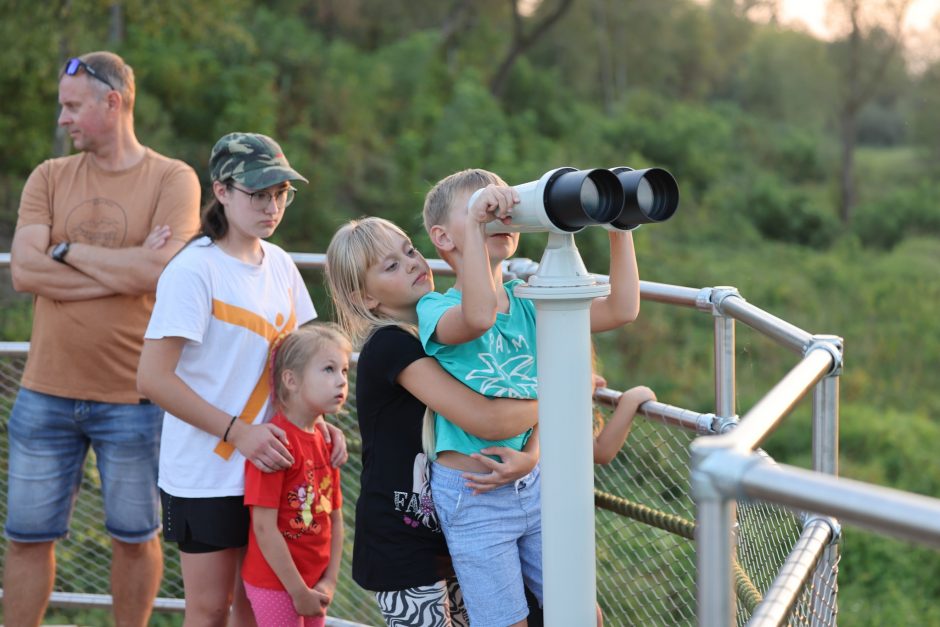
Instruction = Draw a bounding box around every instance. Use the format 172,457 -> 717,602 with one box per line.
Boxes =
811,336 -> 842,477
515,233 -> 608,626
691,439 -> 737,627
811,335 -> 842,626
710,289 -> 739,623
713,287 -> 738,424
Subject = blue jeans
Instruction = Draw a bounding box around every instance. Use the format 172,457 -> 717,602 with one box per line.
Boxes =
431,462 -> 543,627
5,387 -> 163,543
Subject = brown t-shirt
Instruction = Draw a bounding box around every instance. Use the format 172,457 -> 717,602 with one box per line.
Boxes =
15,148 -> 201,403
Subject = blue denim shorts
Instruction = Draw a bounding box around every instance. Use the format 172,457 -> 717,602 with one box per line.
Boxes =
5,387 -> 163,543
430,462 -> 543,627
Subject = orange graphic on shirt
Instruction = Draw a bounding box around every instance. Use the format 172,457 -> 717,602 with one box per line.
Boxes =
211,292 -> 297,459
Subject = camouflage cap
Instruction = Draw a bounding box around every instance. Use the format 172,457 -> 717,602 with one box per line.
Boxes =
209,132 -> 308,189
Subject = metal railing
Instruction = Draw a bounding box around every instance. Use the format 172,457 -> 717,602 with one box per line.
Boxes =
1,251 -> 939,625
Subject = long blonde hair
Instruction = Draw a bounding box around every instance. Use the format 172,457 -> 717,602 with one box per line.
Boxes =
326,217 -> 442,455
325,217 -> 420,348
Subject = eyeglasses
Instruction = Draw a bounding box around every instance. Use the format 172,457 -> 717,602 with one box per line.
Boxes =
229,185 -> 296,211
63,58 -> 115,91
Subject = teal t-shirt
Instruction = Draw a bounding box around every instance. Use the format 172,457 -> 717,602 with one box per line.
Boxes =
417,279 -> 538,458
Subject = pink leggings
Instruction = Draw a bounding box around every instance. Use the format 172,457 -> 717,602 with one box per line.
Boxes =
243,581 -> 326,627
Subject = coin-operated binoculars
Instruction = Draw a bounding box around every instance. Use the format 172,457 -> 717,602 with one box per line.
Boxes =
472,165 -> 678,625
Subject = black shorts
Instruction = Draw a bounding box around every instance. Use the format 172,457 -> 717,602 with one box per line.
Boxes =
160,490 -> 249,554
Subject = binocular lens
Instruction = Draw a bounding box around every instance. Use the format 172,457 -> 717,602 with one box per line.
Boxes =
543,168 -> 623,232
636,178 -> 653,214
580,179 -> 600,220
609,167 -> 679,228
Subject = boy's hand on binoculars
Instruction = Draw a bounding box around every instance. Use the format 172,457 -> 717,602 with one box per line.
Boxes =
469,184 -> 519,225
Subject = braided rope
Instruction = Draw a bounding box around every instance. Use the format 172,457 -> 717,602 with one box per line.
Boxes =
594,489 -> 764,613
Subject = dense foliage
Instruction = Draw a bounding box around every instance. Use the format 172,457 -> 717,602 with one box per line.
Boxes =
1,0 -> 939,623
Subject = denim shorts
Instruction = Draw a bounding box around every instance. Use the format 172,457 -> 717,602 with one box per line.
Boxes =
430,462 -> 543,627
5,387 -> 163,543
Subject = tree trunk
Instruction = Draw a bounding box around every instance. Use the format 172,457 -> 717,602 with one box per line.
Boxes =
839,1 -> 862,225
592,0 -> 615,112
53,0 -> 72,158
490,0 -> 574,98
832,0 -> 911,225
839,110 -> 858,224
109,2 -> 124,45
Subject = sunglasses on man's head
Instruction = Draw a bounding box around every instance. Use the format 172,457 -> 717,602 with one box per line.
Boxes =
63,58 -> 115,91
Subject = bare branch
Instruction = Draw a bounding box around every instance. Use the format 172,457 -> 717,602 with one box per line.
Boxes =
490,0 -> 575,97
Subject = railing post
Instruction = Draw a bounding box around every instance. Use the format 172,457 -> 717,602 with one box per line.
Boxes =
706,288 -> 741,623
810,335 -> 843,626
711,287 -> 739,427
691,438 -> 737,627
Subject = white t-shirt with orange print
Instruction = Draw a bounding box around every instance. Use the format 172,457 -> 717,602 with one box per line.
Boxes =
146,236 -> 316,498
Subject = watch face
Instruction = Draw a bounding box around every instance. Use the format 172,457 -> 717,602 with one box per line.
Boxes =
52,242 -> 69,261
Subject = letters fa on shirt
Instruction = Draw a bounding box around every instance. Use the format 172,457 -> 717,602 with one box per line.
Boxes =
393,452 -> 440,532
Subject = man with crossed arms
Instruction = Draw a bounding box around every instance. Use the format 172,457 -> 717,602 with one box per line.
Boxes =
5,50 -> 200,627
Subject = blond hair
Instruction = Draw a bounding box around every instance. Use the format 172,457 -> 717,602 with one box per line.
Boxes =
271,323 -> 352,411
422,169 -> 506,238
325,217 -> 420,348
64,51 -> 136,111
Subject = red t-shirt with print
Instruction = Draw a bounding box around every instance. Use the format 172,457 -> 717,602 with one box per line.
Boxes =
242,412 -> 342,589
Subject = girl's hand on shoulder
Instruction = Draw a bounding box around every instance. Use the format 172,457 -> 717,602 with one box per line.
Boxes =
463,446 -> 538,494
230,420 -> 294,472
315,420 -> 348,467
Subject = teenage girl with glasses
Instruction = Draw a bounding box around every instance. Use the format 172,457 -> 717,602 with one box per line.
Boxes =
138,132 -> 346,626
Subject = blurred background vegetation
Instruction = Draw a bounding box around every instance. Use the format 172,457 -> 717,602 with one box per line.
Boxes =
1,0 -> 939,624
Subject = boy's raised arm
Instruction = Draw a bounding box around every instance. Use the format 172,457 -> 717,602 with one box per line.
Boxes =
432,185 -> 517,345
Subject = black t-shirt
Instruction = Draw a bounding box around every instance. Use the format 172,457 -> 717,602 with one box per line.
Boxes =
351,325 -> 454,591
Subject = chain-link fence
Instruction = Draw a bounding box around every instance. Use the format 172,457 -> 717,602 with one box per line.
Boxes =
593,399 -> 838,626
0,347 -> 837,626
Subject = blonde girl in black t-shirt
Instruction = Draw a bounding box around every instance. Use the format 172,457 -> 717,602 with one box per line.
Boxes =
326,217 -> 539,626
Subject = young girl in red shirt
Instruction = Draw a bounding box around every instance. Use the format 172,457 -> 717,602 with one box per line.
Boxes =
242,323 -> 351,626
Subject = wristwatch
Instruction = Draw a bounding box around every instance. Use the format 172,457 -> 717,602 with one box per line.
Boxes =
51,241 -> 71,263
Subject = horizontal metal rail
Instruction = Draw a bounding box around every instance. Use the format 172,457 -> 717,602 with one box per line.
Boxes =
0,343 -> 715,437
716,293 -> 814,355
594,387 -> 716,434
702,449 -> 940,549
0,342 -> 29,357
0,252 -> 816,356
724,347 -> 835,452
748,518 -> 835,626
638,280 -> 705,308
0,590 -> 370,625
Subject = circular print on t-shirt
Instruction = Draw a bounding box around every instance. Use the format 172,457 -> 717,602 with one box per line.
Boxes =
64,197 -> 128,248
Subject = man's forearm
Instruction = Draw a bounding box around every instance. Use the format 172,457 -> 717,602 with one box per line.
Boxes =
65,241 -> 178,295
12,247 -> 116,300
